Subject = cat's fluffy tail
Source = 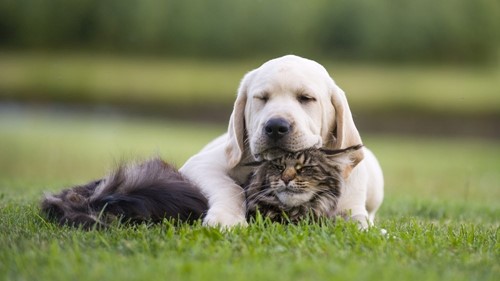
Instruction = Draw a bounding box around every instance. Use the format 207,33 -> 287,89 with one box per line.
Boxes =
40,158 -> 208,229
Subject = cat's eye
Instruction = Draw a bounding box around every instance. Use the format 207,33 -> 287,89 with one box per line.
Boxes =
272,164 -> 285,171
299,165 -> 315,172
295,164 -> 303,171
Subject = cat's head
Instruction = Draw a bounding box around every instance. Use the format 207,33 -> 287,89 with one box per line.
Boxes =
251,145 -> 363,207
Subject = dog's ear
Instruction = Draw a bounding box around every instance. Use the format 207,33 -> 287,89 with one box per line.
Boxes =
326,82 -> 364,175
225,70 -> 254,168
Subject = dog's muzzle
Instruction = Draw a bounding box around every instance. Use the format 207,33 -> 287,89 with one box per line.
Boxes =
263,118 -> 291,141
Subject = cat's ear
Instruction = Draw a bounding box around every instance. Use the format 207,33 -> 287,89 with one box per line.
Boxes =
325,83 -> 364,173
321,145 -> 363,178
225,70 -> 255,168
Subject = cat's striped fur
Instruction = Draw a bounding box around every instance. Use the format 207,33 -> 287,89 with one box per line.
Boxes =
245,145 -> 362,223
41,158 -> 208,228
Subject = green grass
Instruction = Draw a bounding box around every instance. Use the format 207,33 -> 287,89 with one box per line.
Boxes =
1,110 -> 499,281
1,51 -> 499,115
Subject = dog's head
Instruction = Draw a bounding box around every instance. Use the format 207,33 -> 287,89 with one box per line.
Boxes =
226,55 -> 363,175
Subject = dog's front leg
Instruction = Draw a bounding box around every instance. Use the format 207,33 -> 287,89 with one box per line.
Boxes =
179,144 -> 248,228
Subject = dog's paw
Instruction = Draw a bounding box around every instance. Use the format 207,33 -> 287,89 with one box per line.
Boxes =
203,206 -> 248,228
350,214 -> 371,230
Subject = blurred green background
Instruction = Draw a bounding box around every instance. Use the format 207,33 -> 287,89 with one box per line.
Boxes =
0,0 -> 499,206
1,0 -> 499,62
0,0 -> 499,119
1,1 -> 500,280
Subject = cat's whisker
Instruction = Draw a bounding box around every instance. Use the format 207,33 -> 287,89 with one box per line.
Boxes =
246,189 -> 272,202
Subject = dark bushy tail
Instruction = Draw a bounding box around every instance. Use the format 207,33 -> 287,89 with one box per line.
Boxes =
41,158 -> 208,229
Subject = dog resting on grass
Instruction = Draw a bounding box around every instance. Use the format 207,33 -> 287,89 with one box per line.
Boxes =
179,55 -> 383,228
41,55 -> 384,229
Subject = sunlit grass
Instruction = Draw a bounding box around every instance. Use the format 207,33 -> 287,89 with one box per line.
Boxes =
1,204 -> 498,281
1,51 -> 499,115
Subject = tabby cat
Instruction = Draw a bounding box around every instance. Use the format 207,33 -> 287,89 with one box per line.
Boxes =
40,146 -> 361,228
244,145 -> 362,223
41,158 -> 208,228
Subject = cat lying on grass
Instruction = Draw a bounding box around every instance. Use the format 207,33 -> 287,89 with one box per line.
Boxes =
41,159 -> 208,229
41,145 -> 362,229
244,145 -> 362,223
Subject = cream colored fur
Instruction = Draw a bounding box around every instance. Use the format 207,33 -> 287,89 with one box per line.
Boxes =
180,55 -> 384,228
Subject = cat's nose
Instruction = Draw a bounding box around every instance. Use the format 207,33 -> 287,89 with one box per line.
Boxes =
282,177 -> 291,185
264,118 -> 291,141
281,168 -> 296,185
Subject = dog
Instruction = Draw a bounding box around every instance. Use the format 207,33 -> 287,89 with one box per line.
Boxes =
179,55 -> 384,228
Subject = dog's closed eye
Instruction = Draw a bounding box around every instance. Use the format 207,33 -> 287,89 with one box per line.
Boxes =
297,94 -> 316,103
254,93 -> 270,103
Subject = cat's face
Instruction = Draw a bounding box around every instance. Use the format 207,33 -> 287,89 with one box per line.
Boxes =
245,145 -> 362,222
266,151 -> 327,206
247,145 -> 362,207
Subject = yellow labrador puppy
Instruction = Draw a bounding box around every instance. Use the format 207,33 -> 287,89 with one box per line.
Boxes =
180,55 -> 384,228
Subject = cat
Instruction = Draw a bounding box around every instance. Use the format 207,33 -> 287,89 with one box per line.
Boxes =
244,145 -> 363,223
41,158 -> 208,229
40,146 -> 361,228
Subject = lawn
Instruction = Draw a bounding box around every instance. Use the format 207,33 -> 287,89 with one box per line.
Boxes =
0,109 -> 499,281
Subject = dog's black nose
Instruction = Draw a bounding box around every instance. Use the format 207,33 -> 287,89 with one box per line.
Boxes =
264,118 -> 291,141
